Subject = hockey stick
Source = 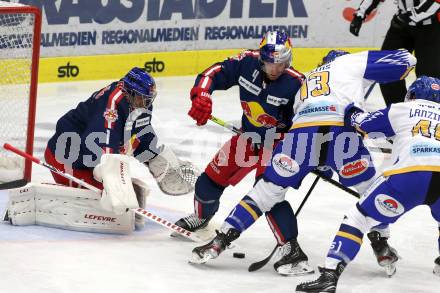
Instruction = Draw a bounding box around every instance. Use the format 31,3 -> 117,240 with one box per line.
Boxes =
3,143 -> 202,242
209,115 -> 360,199
248,175 -> 320,272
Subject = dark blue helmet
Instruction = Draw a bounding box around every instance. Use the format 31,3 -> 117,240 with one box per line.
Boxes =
320,50 -> 349,66
122,67 -> 157,108
405,75 -> 440,103
259,30 -> 292,66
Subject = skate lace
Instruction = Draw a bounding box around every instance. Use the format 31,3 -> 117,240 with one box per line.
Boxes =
300,269 -> 335,286
185,214 -> 205,229
277,241 -> 291,258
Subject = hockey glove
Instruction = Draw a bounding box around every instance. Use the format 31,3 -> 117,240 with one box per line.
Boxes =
349,14 -> 364,36
344,103 -> 365,135
188,87 -> 212,126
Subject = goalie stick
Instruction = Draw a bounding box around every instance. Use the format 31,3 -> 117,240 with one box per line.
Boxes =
3,143 -> 203,242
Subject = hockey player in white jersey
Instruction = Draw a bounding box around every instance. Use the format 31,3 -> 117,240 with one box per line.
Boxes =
189,49 -> 417,271
296,75 -> 440,293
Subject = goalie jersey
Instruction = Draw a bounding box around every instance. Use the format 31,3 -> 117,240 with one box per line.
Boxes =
47,81 -> 162,169
354,100 -> 440,176
292,50 -> 416,128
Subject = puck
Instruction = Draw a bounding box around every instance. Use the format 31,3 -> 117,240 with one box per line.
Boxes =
233,252 -> 245,259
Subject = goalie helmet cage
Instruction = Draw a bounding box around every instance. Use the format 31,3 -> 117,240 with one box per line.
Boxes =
0,2 -> 41,189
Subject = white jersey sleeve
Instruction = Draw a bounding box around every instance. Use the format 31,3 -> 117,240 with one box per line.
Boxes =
292,50 -> 416,128
354,100 -> 440,176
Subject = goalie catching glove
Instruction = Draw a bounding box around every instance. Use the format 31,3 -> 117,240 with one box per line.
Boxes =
147,146 -> 200,196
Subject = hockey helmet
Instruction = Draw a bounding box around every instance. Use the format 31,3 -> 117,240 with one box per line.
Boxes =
320,50 -> 349,66
405,75 -> 440,103
259,30 -> 292,67
122,67 -> 157,108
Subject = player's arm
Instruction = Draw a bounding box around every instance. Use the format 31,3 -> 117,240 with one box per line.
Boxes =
347,106 -> 396,138
362,49 -> 417,83
406,0 -> 440,23
350,0 -> 384,36
132,111 -> 200,196
188,51 -> 249,125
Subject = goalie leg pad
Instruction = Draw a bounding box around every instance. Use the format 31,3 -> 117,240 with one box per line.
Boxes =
6,183 -> 135,234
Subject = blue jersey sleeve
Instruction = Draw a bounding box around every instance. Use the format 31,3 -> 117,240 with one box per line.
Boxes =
353,107 -> 396,138
193,50 -> 255,92
363,50 -> 416,83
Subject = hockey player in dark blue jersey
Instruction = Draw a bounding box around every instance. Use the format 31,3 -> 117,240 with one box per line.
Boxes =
175,31 -> 312,275
189,49 -> 417,272
296,76 -> 440,292
45,67 -> 199,198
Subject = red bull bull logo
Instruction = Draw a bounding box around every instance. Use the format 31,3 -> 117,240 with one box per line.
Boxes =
374,194 -> 404,217
241,101 -> 279,128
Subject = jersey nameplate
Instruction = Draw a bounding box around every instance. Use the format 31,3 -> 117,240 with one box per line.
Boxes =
267,95 -> 288,106
135,117 -> 151,128
239,76 -> 261,96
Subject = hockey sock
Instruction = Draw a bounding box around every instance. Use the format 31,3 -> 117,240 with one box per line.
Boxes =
265,200 -> 298,245
194,172 -> 225,219
325,223 -> 364,269
224,195 -> 263,232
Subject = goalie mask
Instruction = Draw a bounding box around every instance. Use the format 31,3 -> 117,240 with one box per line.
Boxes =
259,30 -> 292,80
405,75 -> 440,103
122,67 -> 157,109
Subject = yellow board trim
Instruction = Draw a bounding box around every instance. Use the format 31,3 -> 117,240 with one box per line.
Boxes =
336,231 -> 363,245
290,121 -> 344,130
383,166 -> 440,177
239,200 -> 259,221
36,47 -> 377,83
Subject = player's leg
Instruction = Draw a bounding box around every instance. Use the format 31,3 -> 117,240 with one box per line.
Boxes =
266,200 -> 314,275
379,18 -> 415,105
175,135 -> 255,232
44,147 -> 103,189
413,23 -> 440,80
296,172 -> 431,292
330,132 -> 396,269
190,128 -> 316,263
427,172 -> 440,276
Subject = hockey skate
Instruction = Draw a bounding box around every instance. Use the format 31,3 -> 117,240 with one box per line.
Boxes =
295,262 -> 345,293
189,228 -> 240,264
273,239 -> 314,276
367,231 -> 400,277
434,256 -> 440,276
171,214 -> 213,241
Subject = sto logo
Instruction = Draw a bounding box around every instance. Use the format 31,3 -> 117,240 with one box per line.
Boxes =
241,101 -> 278,128
342,1 -> 377,22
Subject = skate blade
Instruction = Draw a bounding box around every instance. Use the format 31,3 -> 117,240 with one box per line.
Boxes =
188,252 -> 213,265
385,263 -> 396,278
277,261 -> 315,276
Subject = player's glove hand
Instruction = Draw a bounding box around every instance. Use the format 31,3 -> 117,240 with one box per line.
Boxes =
349,14 -> 364,36
188,87 -> 212,126
344,102 -> 364,129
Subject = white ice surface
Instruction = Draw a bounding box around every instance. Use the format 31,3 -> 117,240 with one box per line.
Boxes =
1,74 -> 439,293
